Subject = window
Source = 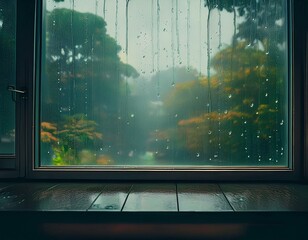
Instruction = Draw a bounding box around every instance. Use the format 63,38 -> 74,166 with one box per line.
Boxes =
1,0 -> 306,180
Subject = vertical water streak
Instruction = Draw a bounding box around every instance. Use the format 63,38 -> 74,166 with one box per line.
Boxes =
156,0 -> 160,99
125,0 -> 130,117
103,0 -> 106,19
151,0 -> 155,73
175,0 -> 180,58
230,0 -> 237,80
95,0 -> 98,16
218,5 -> 222,49
85,15 -> 89,118
274,0 -> 279,161
70,0 -> 76,164
115,0 -> 118,42
171,0 -> 175,86
199,0 -> 202,75
186,0 -> 190,71
217,1 -> 222,160
206,5 -> 212,113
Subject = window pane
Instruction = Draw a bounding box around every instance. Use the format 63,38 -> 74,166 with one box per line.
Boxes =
40,0 -> 289,167
0,0 -> 16,155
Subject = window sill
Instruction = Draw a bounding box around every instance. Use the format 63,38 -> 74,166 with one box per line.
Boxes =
0,182 -> 307,239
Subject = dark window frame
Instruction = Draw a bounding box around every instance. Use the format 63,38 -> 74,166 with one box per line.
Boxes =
1,0 -> 306,181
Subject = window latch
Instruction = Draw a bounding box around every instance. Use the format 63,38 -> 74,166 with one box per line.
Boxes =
7,85 -> 27,102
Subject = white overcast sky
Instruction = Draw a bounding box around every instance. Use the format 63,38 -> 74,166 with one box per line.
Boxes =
46,0 -> 237,78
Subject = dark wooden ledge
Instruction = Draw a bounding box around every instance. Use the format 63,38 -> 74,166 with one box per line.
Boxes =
0,182 -> 307,239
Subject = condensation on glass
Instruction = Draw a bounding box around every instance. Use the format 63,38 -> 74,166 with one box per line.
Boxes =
0,0 -> 16,155
40,0 -> 289,167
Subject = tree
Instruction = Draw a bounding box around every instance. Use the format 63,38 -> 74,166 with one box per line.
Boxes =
155,0 -> 288,164
41,114 -> 102,165
41,8 -> 139,164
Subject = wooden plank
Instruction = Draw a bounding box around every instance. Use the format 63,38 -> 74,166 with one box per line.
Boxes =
0,182 -> 56,210
177,184 -> 233,212
88,184 -> 132,211
123,184 -> 177,212
0,182 -> 14,191
220,184 -> 308,211
34,183 -> 105,211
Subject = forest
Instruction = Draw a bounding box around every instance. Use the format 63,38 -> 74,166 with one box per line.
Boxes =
0,0 -> 288,166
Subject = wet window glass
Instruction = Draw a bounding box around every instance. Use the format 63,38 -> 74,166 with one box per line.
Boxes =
40,0 -> 289,167
0,0 -> 16,155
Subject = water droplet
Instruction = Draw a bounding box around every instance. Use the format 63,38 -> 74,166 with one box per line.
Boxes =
143,55 -> 146,58
157,93 -> 160,98
256,112 -> 259,115
196,153 -> 200,157
280,120 -> 284,126
275,100 -> 279,103
269,158 -> 272,161
228,131 -> 232,135
208,130 -> 212,135
244,121 -> 247,124
171,82 -> 175,87
130,114 -> 135,118
266,51 -> 269,55
241,133 -> 244,137
155,138 -> 158,142
214,154 -> 218,158
250,103 -> 254,108
166,146 -> 169,150
266,78 -> 269,82
174,114 -> 178,118
257,135 -> 260,138
265,93 -> 268,97
228,94 -> 232,99
224,110 -> 228,114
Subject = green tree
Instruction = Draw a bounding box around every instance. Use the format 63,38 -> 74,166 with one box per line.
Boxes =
41,114 -> 102,165
41,8 -> 139,164
157,1 -> 288,164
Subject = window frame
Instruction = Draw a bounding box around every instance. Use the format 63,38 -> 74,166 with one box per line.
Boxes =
12,0 -> 305,181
